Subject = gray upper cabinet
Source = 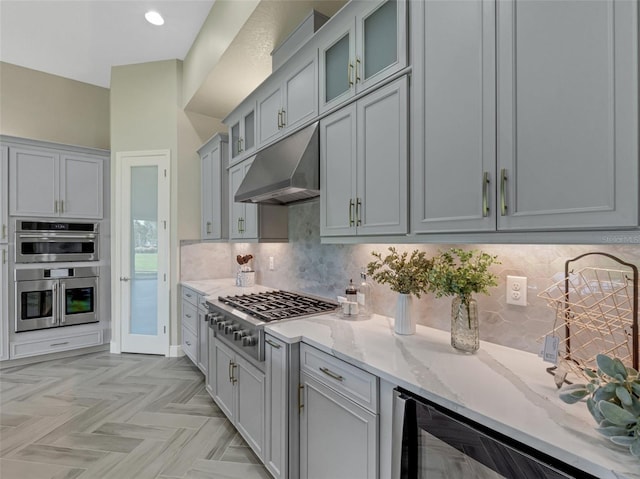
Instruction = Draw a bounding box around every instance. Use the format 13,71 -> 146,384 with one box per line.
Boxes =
199,133 -> 228,240
321,76 -> 408,237
228,101 -> 256,166
412,0 -> 638,235
257,52 -> 318,148
411,0 -> 496,233
496,0 -> 638,231
318,0 -> 407,114
229,159 -> 258,240
9,145 -> 104,219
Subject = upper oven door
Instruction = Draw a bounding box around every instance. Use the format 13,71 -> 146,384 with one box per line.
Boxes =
16,278 -> 58,332
16,232 -> 99,263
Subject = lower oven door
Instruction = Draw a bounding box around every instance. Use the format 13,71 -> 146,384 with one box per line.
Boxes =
60,276 -> 98,326
392,389 -> 595,479
16,279 -> 58,332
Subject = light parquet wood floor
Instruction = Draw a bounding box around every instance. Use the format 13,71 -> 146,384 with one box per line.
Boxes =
0,352 -> 272,479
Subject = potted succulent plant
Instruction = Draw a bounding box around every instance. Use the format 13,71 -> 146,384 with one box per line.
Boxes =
427,248 -> 500,353
367,247 -> 433,335
560,354 -> 640,459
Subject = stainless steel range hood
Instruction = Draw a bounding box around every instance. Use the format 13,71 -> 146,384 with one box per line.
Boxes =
235,122 -> 319,205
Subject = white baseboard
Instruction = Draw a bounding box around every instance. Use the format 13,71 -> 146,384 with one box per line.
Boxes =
169,345 -> 184,357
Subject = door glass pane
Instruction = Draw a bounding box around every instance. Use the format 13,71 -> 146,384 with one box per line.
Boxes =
244,111 -> 255,150
130,166 -> 158,335
65,287 -> 94,315
364,0 -> 397,79
231,123 -> 240,157
21,290 -> 53,319
325,33 -> 350,102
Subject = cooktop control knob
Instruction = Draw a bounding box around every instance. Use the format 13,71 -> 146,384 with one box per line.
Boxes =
225,323 -> 239,335
233,330 -> 247,341
242,335 -> 257,347
217,321 -> 230,331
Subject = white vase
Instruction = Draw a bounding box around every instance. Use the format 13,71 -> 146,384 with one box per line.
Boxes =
395,293 -> 415,335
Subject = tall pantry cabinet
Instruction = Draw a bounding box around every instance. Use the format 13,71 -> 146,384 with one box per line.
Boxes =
411,0 -> 638,234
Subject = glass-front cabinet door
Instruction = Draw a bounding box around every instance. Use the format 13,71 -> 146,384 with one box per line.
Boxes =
228,102 -> 256,166
319,0 -> 407,114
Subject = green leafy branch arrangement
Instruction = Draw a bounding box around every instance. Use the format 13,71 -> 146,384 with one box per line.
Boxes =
427,248 -> 500,303
560,354 -> 640,459
366,247 -> 433,298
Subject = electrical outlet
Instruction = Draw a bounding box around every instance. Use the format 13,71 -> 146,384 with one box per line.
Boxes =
269,256 -> 275,270
506,275 -> 527,306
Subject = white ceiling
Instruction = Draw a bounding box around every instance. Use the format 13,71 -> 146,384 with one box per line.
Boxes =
0,0 -> 216,89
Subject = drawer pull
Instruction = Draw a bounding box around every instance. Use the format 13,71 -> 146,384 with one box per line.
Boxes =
50,342 -> 69,347
185,314 -> 192,318
319,366 -> 344,382
186,341 -> 191,346
265,339 -> 281,349
185,293 -> 192,298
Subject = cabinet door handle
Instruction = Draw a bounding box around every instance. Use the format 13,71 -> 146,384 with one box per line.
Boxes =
239,138 -> 244,153
348,63 -> 354,87
319,366 -> 345,382
298,384 -> 304,412
1,224 -> 6,240
355,57 -> 361,83
50,341 -> 69,347
349,199 -> 355,226
60,200 -> 64,214
265,338 -> 281,349
356,198 -> 362,226
2,249 -> 5,265
500,168 -> 508,216
206,221 -> 212,234
482,172 -> 490,217
228,360 -> 233,382
281,109 -> 286,127
54,200 -> 58,213
229,361 -> 237,384
278,110 -> 283,129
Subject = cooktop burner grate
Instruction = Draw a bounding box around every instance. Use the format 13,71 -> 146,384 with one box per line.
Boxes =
218,290 -> 338,322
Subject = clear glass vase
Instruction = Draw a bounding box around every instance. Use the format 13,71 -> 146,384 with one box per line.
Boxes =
451,296 -> 479,353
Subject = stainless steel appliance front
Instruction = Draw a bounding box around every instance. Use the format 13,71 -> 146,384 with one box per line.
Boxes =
392,389 -> 595,479
15,267 -> 98,332
15,220 -> 99,263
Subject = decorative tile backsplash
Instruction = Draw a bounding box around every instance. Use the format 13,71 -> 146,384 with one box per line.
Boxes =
180,200 -> 640,355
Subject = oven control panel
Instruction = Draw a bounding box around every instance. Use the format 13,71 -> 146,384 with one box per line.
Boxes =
206,305 -> 263,362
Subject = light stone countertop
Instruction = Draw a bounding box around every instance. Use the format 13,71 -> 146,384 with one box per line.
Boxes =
181,279 -> 639,479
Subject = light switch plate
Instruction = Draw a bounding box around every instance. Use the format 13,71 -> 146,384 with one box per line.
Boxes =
506,275 -> 527,306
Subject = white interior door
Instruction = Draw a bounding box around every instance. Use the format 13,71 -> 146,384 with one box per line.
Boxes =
116,151 -> 170,355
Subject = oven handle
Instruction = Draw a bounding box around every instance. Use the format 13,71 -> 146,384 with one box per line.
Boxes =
52,282 -> 58,325
60,283 -> 66,324
18,233 -> 98,239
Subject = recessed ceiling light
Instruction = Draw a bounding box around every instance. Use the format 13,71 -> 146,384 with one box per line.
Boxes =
145,10 -> 164,26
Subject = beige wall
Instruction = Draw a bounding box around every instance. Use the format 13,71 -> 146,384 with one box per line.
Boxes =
110,59 -> 223,351
0,62 -> 110,149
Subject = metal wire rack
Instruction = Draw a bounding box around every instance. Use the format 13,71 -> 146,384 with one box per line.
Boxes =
538,252 -> 638,387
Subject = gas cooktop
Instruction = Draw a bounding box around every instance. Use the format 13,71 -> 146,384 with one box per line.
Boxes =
218,290 -> 338,322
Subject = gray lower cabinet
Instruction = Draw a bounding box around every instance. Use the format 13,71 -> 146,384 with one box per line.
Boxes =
0,245 -> 7,361
412,0 -> 638,234
0,145 -> 7,243
321,76 -> 408,237
181,286 -> 208,376
299,344 -> 378,479
264,335 -> 289,479
212,338 -> 265,460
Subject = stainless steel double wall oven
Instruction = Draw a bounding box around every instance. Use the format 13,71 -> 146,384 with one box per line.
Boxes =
14,220 -> 100,333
